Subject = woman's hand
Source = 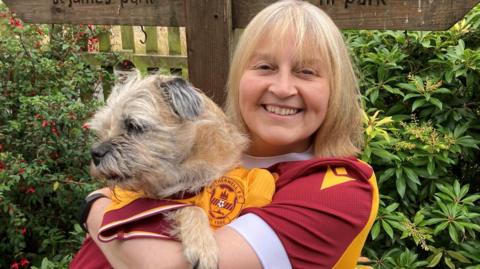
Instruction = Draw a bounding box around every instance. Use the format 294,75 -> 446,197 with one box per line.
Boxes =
85,188 -> 111,233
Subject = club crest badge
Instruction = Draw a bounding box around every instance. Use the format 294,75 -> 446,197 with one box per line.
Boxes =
207,176 -> 246,228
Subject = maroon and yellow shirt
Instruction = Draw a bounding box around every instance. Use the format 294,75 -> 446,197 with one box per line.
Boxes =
244,157 -> 379,269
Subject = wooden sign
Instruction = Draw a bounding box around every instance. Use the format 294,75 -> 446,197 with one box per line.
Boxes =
3,0 -> 479,30
235,0 -> 480,30
2,0 -> 186,27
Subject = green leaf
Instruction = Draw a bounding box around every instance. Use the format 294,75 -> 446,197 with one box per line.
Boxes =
462,194 -> 480,204
445,70 -> 454,83
404,93 -> 421,101
435,87 -> 451,94
371,221 -> 380,240
447,251 -> 471,263
453,125 -> 468,137
397,83 -> 418,92
370,89 -> 379,103
456,137 -> 480,149
413,212 -> 424,224
379,168 -> 396,183
427,160 -> 435,176
436,199 -> 449,214
423,217 -> 445,226
382,84 -> 405,96
396,176 -> 406,198
412,99 -> 427,112
403,167 -> 420,185
429,97 -> 443,110
445,256 -> 455,269
436,183 -> 455,199
460,222 -> 480,231
427,252 -> 443,267
453,221 -> 465,234
371,148 -> 400,161
382,220 -> 394,239
453,180 -> 461,196
434,221 -> 449,234
385,203 -> 399,213
448,224 -> 459,244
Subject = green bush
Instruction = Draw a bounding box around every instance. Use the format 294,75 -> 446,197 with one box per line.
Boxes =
0,6 -> 111,268
347,5 -> 480,269
0,2 -> 479,269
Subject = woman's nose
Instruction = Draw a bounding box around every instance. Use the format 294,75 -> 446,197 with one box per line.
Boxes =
268,71 -> 297,98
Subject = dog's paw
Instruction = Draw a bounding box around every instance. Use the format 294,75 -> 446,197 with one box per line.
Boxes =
169,207 -> 219,269
183,239 -> 218,269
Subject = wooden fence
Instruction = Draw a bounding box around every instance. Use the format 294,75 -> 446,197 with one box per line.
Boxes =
4,0 -> 480,104
84,26 -> 188,76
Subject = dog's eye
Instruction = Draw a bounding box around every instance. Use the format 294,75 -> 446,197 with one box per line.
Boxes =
124,118 -> 145,135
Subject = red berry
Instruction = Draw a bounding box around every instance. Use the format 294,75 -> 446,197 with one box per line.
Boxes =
51,127 -> 59,136
26,187 -> 35,193
19,258 -> 29,267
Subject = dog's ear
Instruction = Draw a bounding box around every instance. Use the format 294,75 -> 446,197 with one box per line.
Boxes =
157,77 -> 204,120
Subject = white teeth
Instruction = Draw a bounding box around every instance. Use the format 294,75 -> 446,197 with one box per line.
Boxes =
265,105 -> 299,116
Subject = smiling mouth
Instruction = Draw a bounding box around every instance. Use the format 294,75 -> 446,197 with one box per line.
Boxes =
263,105 -> 302,116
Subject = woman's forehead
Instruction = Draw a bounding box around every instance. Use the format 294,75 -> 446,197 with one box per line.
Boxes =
249,37 -> 323,65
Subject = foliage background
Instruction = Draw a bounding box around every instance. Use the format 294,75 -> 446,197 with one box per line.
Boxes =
0,2 -> 479,269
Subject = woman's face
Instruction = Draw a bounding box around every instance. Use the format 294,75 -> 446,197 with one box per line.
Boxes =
239,35 -> 331,156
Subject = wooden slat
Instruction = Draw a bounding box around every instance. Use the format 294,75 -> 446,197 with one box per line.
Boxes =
185,0 -> 232,105
233,0 -> 480,30
168,27 -> 181,55
82,52 -> 187,69
2,0 -> 185,26
145,26 -> 158,54
98,31 -> 111,52
120,26 -> 135,51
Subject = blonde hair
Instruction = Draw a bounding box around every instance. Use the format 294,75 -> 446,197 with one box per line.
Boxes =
225,0 -> 363,157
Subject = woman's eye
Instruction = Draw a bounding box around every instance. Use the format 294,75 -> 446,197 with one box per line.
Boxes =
298,68 -> 316,76
256,63 -> 273,71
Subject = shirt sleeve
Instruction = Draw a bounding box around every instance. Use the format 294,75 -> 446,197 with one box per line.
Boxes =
228,213 -> 292,269
242,160 -> 379,269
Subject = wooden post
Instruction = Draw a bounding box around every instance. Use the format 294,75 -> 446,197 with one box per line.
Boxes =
145,26 -> 158,54
185,0 -> 232,105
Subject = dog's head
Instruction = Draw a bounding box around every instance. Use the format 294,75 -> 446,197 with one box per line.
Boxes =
88,75 -> 247,198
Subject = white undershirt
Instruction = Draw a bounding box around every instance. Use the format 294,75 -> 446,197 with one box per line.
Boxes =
228,148 -> 314,269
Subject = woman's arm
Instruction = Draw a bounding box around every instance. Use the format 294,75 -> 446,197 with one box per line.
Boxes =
86,197 -> 263,269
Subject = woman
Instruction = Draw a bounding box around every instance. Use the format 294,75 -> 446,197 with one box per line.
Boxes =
84,1 -> 378,268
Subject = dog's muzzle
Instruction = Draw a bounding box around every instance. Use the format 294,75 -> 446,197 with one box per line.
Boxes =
91,142 -> 111,166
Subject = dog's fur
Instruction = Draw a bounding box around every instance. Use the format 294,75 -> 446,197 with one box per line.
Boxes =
88,75 -> 247,269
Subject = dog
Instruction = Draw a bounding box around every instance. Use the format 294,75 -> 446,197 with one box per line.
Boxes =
87,75 -> 248,269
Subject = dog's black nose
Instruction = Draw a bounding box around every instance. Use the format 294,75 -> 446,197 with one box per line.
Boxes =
91,143 -> 111,166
